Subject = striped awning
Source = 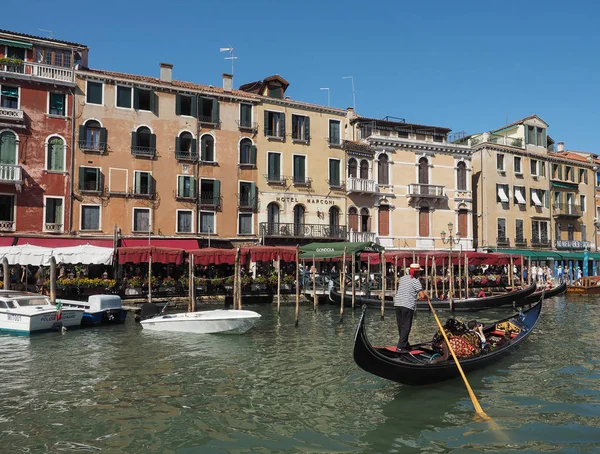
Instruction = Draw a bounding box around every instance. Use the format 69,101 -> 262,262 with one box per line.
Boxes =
0,38 -> 32,49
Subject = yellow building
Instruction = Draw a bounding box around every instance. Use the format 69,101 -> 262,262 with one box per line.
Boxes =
348,117 -> 474,250
73,65 -> 259,246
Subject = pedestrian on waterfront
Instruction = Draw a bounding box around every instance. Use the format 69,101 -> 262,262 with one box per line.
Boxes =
531,264 -> 537,283
538,266 -> 544,283
564,266 -> 570,284
394,263 -> 424,354
557,265 -> 563,282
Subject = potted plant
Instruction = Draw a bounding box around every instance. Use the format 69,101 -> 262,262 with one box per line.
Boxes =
251,275 -> 268,292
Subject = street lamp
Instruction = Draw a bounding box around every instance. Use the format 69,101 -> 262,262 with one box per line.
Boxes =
440,222 -> 461,308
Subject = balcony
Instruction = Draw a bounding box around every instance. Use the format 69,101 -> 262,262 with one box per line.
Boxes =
348,230 -> 376,242
175,150 -> 198,161
79,140 -> 106,153
198,115 -> 220,126
0,220 -> 14,232
199,192 -> 221,207
514,238 -> 528,247
236,120 -> 258,132
265,174 -> 286,185
292,176 -> 311,186
0,164 -> 22,184
531,237 -> 551,248
346,177 -> 378,194
0,107 -> 23,121
131,146 -> 156,158
553,203 -> 582,218
408,184 -> 445,199
555,239 -> 591,250
238,196 -> 257,210
44,223 -> 63,233
497,237 -> 510,247
0,61 -> 74,85
260,222 -> 347,240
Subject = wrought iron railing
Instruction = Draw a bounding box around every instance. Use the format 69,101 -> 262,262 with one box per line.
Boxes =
199,192 -> 221,207
260,222 -> 347,239
175,150 -> 198,161
497,237 -> 510,247
514,238 -> 527,247
531,236 -> 550,247
293,176 -> 310,186
236,120 -> 258,131
131,146 -> 156,158
79,140 -> 106,153
553,203 -> 582,217
198,115 -> 219,125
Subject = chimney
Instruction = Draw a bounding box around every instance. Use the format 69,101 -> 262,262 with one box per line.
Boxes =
159,63 -> 173,83
557,142 -> 564,152
222,73 -> 232,92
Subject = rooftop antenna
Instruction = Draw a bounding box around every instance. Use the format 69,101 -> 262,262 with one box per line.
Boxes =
219,46 -> 237,79
342,76 -> 356,110
320,87 -> 330,107
38,29 -> 54,38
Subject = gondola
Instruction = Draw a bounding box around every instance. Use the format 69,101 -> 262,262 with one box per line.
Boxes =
353,297 -> 542,385
329,282 -> 537,311
522,281 -> 566,304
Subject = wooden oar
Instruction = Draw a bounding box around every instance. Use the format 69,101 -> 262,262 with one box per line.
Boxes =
426,296 -> 490,421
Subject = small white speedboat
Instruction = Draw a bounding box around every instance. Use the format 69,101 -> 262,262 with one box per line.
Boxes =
60,295 -> 127,326
0,292 -> 84,335
140,309 -> 261,334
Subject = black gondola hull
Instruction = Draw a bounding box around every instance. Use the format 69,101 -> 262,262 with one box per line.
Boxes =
522,281 -> 566,305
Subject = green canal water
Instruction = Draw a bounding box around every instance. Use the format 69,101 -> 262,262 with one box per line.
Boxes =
1,295 -> 599,453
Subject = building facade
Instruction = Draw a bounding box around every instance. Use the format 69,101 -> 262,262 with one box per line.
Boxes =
0,30 -> 87,240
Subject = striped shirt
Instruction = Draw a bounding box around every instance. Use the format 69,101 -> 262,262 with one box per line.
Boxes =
394,275 -> 423,310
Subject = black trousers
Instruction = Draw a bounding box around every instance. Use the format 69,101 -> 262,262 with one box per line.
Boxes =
395,306 -> 415,351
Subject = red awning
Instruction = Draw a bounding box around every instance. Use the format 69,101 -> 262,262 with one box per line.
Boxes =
117,246 -> 184,265
250,246 -> 297,262
17,237 -> 113,247
0,237 -> 15,246
188,248 -> 249,266
359,251 -> 523,266
120,238 -> 199,250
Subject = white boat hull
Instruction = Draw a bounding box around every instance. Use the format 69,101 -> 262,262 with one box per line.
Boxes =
140,309 -> 261,334
0,309 -> 84,335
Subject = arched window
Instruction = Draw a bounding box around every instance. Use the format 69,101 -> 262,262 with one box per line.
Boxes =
200,134 -> 215,162
239,138 -> 255,165
176,131 -> 195,159
46,136 -> 65,171
360,160 -> 369,179
458,208 -> 468,238
360,208 -> 370,232
378,154 -> 389,185
419,206 -> 429,237
348,207 -> 358,232
267,202 -> 280,234
293,204 -> 305,236
132,126 -> 155,157
348,158 -> 357,178
81,120 -> 105,152
0,130 -> 18,165
329,206 -> 340,236
457,161 -> 467,190
378,205 -> 390,236
418,157 -> 429,185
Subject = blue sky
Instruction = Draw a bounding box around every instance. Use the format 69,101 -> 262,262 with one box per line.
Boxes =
12,0 -> 600,150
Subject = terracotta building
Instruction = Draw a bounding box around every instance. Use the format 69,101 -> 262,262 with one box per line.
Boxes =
0,29 -> 88,243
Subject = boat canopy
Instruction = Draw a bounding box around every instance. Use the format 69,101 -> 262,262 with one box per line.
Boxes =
300,242 -> 384,260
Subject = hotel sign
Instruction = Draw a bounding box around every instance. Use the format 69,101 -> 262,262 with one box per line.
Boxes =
275,196 -> 336,205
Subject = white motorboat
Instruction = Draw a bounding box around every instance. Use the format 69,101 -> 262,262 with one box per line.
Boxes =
0,292 -> 84,335
140,309 -> 261,334
60,295 -> 127,326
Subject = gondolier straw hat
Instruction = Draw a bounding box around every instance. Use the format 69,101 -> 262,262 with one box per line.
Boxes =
409,263 -> 422,270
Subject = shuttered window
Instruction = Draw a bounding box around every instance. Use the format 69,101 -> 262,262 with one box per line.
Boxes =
378,205 -> 390,236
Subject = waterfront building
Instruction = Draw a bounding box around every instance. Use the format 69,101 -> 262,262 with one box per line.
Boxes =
0,30 -> 88,243
73,66 -> 259,246
239,75 -> 351,245
348,116 -> 474,250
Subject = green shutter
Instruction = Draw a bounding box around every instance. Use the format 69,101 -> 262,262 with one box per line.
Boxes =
191,96 -> 197,118
177,175 -> 183,197
200,138 -> 206,161
191,138 -> 197,156
149,134 -> 156,150
133,88 -> 140,110
558,165 -> 563,180
131,131 -> 137,150
268,153 -> 275,177
305,116 -> 310,141
99,128 -> 107,148
212,99 -> 219,123
134,172 -> 140,193
250,145 -> 257,165
175,136 -> 181,153
249,183 -> 256,208
264,111 -> 269,135
280,113 -> 285,136
94,168 -> 100,191
53,141 -> 64,171
78,125 -> 86,144
149,91 -> 156,114
189,177 -> 195,197
175,94 -> 182,116
213,179 -> 220,198
78,167 -> 84,191
542,128 -> 547,148
241,104 -> 250,124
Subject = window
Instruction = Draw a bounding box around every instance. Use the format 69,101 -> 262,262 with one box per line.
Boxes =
497,218 -> 506,241
530,189 -> 544,207
514,186 -> 526,205
1,86 -> 19,109
378,205 -> 389,236
496,153 -> 504,171
86,81 -> 103,105
458,209 -> 468,237
360,160 -> 369,179
539,161 -> 546,177
565,166 -> 573,182
582,224 -> 587,242
133,171 -> 153,196
239,103 -> 253,128
133,208 -> 150,232
133,88 -> 155,112
6,46 -> 25,61
556,222 -> 562,240
532,220 -> 549,244
46,136 -> 65,171
176,210 -> 193,233
360,208 -> 370,232
328,120 -> 341,145
0,131 -> 17,164
44,197 -> 63,231
292,115 -> 310,141
116,86 -> 132,109
567,223 -> 575,241
418,157 -> 428,185
267,152 -> 282,182
200,179 -> 221,206
0,194 -> 15,229
49,93 -> 66,116
238,213 -> 253,234
176,94 -> 196,117
199,211 -> 215,233
264,111 -> 285,138
131,127 -> 156,157
238,181 -> 256,209
552,163 -> 563,180
516,220 -> 524,242
79,166 -> 101,192
456,161 -> 467,190
239,138 -> 256,165
293,155 -> 307,184
580,195 -> 586,212
348,158 -> 357,178
418,207 -> 429,237
199,97 -> 219,124
200,134 -> 215,162
348,207 -> 358,232
268,86 -> 282,99
530,159 -> 538,176
78,120 -> 107,152
496,184 -> 509,203
177,175 -> 195,199
175,132 -> 197,159
514,156 -> 522,174
81,205 -> 100,231
579,168 -> 588,184
294,205 -> 305,235
266,203 -> 280,234
329,206 -> 340,235
379,154 -> 390,185
525,125 -> 547,147
329,159 -> 341,187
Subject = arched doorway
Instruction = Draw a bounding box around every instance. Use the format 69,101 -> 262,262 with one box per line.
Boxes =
329,206 -> 340,236
293,204 -> 305,236
347,158 -> 357,178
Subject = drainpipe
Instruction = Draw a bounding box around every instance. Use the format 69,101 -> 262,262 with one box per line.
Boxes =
195,95 -> 200,244
68,84 -> 76,234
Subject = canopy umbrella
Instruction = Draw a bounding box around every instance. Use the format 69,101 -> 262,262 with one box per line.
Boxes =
0,244 -> 53,266
300,241 -> 383,260
53,245 -> 114,265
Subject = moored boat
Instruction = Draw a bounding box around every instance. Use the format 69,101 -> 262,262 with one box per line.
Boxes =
566,276 -> 600,295
60,295 -> 127,326
0,292 -> 84,335
140,309 -> 261,334
353,297 -> 542,385
523,281 -> 566,304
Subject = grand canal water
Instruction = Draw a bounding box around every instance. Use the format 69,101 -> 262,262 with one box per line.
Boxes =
1,295 -> 599,453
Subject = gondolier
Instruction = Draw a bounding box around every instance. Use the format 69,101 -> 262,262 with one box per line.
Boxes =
394,263 -> 425,353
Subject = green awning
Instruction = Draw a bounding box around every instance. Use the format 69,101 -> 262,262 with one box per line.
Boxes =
494,249 -> 563,259
0,38 -> 32,49
551,182 -> 578,190
300,241 -> 383,259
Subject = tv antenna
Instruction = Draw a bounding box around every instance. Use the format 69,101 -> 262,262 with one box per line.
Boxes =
38,29 -> 54,38
219,46 -> 237,77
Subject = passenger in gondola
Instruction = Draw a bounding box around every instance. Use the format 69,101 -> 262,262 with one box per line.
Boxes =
394,263 -> 425,354
477,289 -> 486,298
431,318 -> 485,363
